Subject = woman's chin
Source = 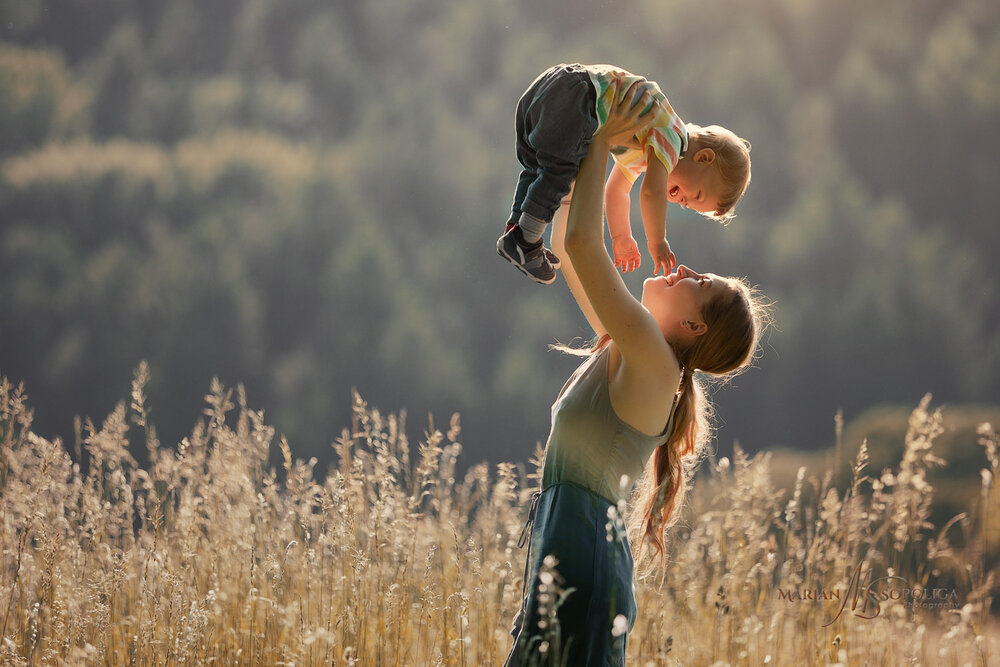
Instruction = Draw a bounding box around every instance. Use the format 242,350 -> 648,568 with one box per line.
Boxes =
640,276 -> 665,306
640,277 -> 654,298
642,275 -> 669,290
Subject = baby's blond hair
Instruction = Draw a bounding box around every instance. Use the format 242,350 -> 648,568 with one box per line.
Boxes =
686,123 -> 751,223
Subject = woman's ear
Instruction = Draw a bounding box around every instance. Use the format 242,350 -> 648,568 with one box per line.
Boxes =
693,148 -> 716,164
683,319 -> 708,336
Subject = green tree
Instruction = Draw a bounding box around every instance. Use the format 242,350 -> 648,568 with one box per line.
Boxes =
0,42 -> 88,153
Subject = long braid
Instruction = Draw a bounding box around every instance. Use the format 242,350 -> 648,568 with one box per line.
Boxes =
628,365 -> 703,570
628,278 -> 765,573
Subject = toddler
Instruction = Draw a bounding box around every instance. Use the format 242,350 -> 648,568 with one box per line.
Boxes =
497,63 -> 751,284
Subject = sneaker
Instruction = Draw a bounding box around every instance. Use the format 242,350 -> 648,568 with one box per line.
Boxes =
497,227 -> 557,285
504,224 -> 560,268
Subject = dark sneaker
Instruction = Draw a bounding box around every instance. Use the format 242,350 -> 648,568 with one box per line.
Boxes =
497,227 -> 557,285
504,223 -> 560,268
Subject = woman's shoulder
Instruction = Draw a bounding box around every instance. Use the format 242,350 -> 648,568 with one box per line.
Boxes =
607,341 -> 681,436
608,338 -> 681,393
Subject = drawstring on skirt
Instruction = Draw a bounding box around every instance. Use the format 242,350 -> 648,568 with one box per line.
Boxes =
510,490 -> 542,637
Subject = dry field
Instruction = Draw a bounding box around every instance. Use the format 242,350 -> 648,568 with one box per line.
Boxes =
1,366 -> 997,666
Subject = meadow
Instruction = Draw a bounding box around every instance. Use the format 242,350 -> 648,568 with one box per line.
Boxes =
1,366 -> 996,666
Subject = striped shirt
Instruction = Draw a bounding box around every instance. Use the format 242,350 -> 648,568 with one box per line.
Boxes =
586,64 -> 688,183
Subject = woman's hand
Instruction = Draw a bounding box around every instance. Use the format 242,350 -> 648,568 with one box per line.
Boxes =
593,80 -> 660,148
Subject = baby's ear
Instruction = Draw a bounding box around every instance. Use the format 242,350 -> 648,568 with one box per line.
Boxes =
694,147 -> 716,164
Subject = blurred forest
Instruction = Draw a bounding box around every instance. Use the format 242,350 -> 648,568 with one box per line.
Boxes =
1,0 -> 998,475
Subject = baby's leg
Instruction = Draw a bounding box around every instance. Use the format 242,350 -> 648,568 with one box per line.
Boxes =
508,64 -> 598,237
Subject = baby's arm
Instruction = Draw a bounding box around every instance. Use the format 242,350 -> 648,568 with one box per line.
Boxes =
639,146 -> 674,275
604,165 -> 642,273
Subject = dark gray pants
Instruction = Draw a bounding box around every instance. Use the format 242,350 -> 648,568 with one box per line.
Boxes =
506,64 -> 599,228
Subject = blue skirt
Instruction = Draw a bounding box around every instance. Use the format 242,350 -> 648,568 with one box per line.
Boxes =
505,482 -> 637,666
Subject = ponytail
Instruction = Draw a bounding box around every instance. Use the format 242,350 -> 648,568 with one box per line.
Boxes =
628,278 -> 766,574
627,367 -> 710,572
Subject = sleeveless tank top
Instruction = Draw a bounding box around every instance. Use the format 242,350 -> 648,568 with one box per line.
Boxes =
542,345 -> 673,505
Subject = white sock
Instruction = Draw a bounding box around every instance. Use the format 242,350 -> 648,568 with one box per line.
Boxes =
518,212 -> 547,244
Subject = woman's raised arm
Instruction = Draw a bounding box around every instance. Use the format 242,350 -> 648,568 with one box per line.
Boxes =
550,190 -> 607,338
562,83 -> 673,365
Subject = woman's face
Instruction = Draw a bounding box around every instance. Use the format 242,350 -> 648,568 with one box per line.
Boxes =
642,265 -> 730,329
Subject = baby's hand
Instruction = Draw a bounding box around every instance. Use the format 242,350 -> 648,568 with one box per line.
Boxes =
612,235 -> 642,273
647,239 -> 676,275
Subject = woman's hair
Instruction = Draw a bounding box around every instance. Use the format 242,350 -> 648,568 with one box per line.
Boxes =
626,277 -> 767,574
686,123 -> 752,224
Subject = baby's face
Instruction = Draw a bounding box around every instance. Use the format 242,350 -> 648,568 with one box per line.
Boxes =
666,154 -> 725,214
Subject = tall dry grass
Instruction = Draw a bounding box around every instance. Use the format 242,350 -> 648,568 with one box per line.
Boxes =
0,367 -> 996,666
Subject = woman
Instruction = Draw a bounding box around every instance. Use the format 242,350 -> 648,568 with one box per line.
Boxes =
504,83 -> 767,666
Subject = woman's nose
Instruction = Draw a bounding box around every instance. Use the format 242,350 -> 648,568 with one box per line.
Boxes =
678,265 -> 701,279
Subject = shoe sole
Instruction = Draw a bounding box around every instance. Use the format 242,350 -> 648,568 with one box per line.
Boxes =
497,243 -> 557,285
